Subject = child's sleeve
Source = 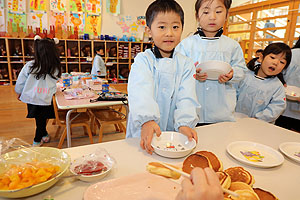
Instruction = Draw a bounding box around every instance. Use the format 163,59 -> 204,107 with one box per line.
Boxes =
92,56 -> 101,74
128,54 -> 160,127
229,43 -> 247,83
14,63 -> 30,94
174,59 -> 200,131
255,86 -> 286,123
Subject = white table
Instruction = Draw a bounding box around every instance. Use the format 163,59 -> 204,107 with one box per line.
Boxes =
55,88 -> 127,147
3,118 -> 300,200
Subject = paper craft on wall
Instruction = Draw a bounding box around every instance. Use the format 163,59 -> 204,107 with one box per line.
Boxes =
30,0 -> 48,11
0,8 -> 5,32
69,0 -> 84,12
50,11 -> 67,31
86,0 -> 101,14
0,0 -> 4,7
106,0 -> 120,15
7,0 -> 26,12
85,14 -> 101,36
28,11 -> 48,30
70,12 -> 84,34
50,0 -> 66,12
7,11 -> 26,32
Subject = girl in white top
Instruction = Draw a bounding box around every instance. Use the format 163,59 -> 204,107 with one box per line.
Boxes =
15,36 -> 61,146
176,0 -> 246,125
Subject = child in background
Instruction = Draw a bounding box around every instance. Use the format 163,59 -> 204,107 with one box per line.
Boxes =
15,36 -> 61,146
127,0 -> 200,154
236,43 -> 291,123
91,46 -> 106,78
247,49 -> 263,71
275,37 -> 300,131
176,0 -> 246,125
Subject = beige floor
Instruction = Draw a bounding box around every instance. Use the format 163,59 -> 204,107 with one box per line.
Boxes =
0,86 -> 126,149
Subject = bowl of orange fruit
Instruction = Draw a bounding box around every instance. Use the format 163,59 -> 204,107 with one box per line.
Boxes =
0,147 -> 70,198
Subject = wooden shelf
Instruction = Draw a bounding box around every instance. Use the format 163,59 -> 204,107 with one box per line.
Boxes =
0,37 -> 153,85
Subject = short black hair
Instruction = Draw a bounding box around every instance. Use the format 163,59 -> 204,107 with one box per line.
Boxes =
146,0 -> 184,28
95,46 -> 104,53
263,43 -> 292,69
256,49 -> 264,54
195,0 -> 232,18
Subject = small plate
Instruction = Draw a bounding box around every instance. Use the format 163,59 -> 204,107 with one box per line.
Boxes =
279,142 -> 300,163
151,131 -> 196,158
285,85 -> 300,101
196,60 -> 232,80
227,141 -> 284,168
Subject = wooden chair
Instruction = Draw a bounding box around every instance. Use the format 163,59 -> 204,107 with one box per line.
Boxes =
89,106 -> 126,142
52,96 -> 94,148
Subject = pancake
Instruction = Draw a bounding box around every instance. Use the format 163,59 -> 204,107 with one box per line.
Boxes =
182,154 -> 211,174
146,162 -> 181,179
231,189 -> 260,200
253,188 -> 279,200
229,181 -> 254,192
196,151 -> 223,171
217,171 -> 231,189
225,167 -> 255,186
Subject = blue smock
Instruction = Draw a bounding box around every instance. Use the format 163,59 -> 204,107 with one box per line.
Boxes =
176,35 -> 246,123
91,54 -> 106,76
126,49 -> 200,138
236,70 -> 286,123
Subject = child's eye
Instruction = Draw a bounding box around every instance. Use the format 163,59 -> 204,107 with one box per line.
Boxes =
216,11 -> 223,14
173,26 -> 179,29
158,26 -> 165,29
270,56 -> 275,59
203,11 -> 209,14
280,61 -> 286,64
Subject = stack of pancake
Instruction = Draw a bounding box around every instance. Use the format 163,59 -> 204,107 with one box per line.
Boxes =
147,150 -> 278,200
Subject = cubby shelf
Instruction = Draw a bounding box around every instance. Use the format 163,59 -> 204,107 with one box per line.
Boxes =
0,37 -> 153,86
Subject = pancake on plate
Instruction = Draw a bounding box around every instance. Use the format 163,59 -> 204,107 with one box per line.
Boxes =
253,188 -> 279,200
182,154 -> 211,174
146,162 -> 181,180
217,171 -> 231,189
225,167 -> 255,186
195,151 -> 223,171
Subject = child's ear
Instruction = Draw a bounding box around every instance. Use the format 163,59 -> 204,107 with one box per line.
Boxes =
145,26 -> 152,38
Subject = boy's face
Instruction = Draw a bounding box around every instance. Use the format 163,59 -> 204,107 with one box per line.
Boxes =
197,0 -> 227,37
146,11 -> 182,58
259,53 -> 287,77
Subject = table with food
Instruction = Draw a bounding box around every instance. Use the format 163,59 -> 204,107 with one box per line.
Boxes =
0,118 -> 299,200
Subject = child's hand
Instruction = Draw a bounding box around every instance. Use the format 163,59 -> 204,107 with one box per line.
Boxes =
179,126 -> 198,143
176,168 -> 223,200
140,120 -> 161,154
218,69 -> 233,84
194,68 -> 207,82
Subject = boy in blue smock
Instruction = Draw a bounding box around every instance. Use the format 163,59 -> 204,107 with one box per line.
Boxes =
176,0 -> 247,125
91,46 -> 106,78
127,0 -> 200,154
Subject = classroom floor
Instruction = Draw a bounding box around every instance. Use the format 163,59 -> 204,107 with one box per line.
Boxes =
0,86 -> 126,149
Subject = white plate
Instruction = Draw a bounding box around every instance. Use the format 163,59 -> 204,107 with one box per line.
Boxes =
285,85 -> 300,101
151,131 -> 196,158
196,60 -> 232,80
279,142 -> 300,163
226,141 -> 284,168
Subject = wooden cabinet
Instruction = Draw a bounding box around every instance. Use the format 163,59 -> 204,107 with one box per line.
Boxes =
0,37 -> 153,86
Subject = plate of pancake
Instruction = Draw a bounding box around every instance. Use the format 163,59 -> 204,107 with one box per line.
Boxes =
279,142 -> 300,164
285,85 -> 300,101
227,141 -> 284,168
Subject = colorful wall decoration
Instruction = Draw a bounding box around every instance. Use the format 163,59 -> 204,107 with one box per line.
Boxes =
50,11 -> 67,31
28,11 -> 48,30
86,0 -> 101,14
7,11 -> 26,32
7,0 -> 26,12
0,8 -> 5,32
70,12 -> 84,34
30,0 -> 48,11
50,0 -> 66,12
117,15 -> 146,38
69,0 -> 84,12
85,14 -> 101,36
0,0 -> 4,7
106,0 -> 120,15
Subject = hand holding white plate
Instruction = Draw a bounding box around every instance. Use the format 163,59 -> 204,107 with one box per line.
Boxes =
196,60 -> 232,80
226,141 -> 284,168
279,142 -> 300,164
151,131 -> 196,158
